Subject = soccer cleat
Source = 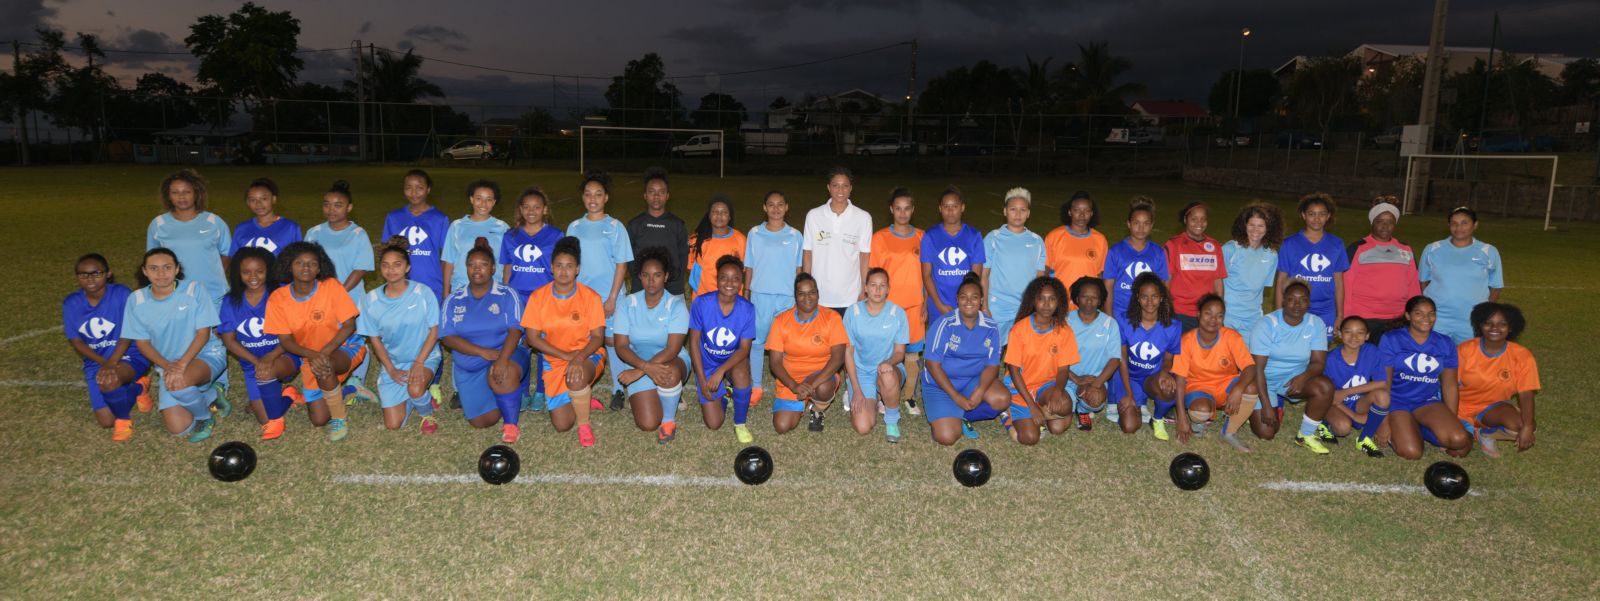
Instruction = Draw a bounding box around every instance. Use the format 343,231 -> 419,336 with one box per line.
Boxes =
1357,436 -> 1384,458
609,389 -> 625,411
419,415 -> 439,435
1476,434 -> 1501,458
135,376 -> 154,412
429,384 -> 443,409
187,419 -> 214,443
1192,421 -> 1206,435
904,398 -> 922,416
749,388 -> 763,407
210,382 -> 232,418
111,419 -> 133,441
590,397 -> 606,411
501,423 -> 520,444
658,422 -> 677,445
577,423 -> 596,447
1077,413 -> 1093,431
1219,431 -> 1252,453
885,422 -> 901,443
260,417 -> 285,441
808,411 -> 826,433
1295,434 -> 1331,455
1151,419 -> 1170,441
961,420 -> 979,440
345,383 -> 376,405
328,418 -> 349,442
1316,423 -> 1339,444
530,392 -> 547,413
735,424 -> 754,444
284,386 -> 306,407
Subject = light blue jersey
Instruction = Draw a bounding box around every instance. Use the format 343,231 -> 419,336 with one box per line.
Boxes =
1248,309 -> 1327,400
1418,238 -> 1504,343
442,216 -> 511,294
358,281 -> 442,367
305,221 -> 375,304
229,217 -> 302,256
614,290 -> 690,361
745,223 -> 804,296
121,281 -> 226,370
844,300 -> 910,370
1067,310 -> 1122,379
147,212 -> 231,304
1221,241 -> 1277,333
566,215 -> 634,301
983,226 -> 1046,344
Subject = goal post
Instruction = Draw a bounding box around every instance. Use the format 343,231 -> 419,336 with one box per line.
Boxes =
1401,153 -> 1560,231
578,126 -> 725,178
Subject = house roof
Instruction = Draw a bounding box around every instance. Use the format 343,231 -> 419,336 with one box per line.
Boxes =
1132,100 -> 1208,117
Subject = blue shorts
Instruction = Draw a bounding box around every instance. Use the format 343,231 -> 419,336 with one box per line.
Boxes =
454,346 -> 531,419
1182,376 -> 1242,410
1391,396 -> 1442,414
624,349 -> 691,396
847,362 -> 905,401
240,354 -> 304,401
988,298 -> 1019,346
752,292 -> 795,345
83,352 -> 153,411
544,352 -> 605,410
1108,371 -> 1154,405
377,352 -> 442,408
772,398 -> 806,413
921,378 -> 981,422
1469,401 -> 1511,431
1003,377 -> 1055,422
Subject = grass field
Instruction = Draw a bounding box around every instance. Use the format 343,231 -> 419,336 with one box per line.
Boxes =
2,164 -> 1597,599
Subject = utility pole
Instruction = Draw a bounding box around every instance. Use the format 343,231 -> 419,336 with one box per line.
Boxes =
905,38 -> 918,141
1409,0 -> 1449,214
1475,13 -> 1498,147
13,41 -> 29,166
354,40 -> 366,161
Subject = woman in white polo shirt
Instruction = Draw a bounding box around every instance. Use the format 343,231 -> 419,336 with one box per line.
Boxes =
802,166 -> 873,313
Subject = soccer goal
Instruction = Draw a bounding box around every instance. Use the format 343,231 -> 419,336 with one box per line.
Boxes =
1401,153 -> 1560,231
579,126 -> 725,178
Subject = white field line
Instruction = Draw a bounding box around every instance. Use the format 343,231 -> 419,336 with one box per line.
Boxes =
1260,479 -> 1482,497
0,326 -> 58,346
335,472 -> 1079,490
0,380 -> 84,387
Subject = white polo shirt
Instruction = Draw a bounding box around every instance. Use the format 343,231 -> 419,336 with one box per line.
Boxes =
803,199 -> 874,308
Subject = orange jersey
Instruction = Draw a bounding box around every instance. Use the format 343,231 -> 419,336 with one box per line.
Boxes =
1004,319 -> 1081,390
687,229 -> 748,297
1044,226 -> 1109,299
1173,327 -> 1255,393
767,307 -> 848,399
1456,340 -> 1541,420
521,284 -> 607,354
263,278 -> 360,350
870,226 -> 924,311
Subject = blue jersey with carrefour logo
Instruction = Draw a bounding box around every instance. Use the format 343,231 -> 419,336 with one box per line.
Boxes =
381,205 -> 451,302
1378,329 -> 1457,408
62,284 -> 146,368
1103,239 -> 1169,319
1277,231 -> 1348,326
1118,316 -> 1182,381
499,224 -> 563,298
688,292 -> 755,370
1324,343 -> 1387,405
919,224 -> 986,310
229,217 -> 302,256
219,292 -> 280,358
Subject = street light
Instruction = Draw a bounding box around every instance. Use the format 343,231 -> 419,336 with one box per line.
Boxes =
1233,27 -> 1251,120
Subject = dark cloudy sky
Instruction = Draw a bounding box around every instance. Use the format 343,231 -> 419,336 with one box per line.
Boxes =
7,0 -> 1597,118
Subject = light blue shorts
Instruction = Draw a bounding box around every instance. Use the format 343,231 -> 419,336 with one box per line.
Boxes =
846,362 -> 905,401
752,293 -> 796,345
624,349 -> 691,396
377,352 -> 443,408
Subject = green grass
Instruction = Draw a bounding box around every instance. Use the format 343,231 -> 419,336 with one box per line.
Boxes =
2,164 -> 1597,599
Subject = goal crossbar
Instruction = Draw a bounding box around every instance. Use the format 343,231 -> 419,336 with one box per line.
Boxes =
1402,153 -> 1559,231
579,126 -> 725,178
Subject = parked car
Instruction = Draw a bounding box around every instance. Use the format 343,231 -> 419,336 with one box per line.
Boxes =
942,132 -> 993,156
670,133 -> 721,157
1275,131 -> 1323,149
1213,134 -> 1253,148
440,139 -> 497,160
1126,127 -> 1165,145
857,136 -> 912,156
1370,126 -> 1402,149
1478,134 -> 1529,153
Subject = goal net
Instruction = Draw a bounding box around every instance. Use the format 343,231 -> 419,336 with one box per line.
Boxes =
579,126 -> 725,178
1402,153 -> 1560,231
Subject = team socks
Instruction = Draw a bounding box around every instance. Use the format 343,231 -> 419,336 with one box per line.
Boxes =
1298,415 -> 1321,438
570,386 -> 593,425
1224,393 -> 1259,437
731,387 -> 752,425
658,383 -> 682,426
1153,400 -> 1177,423
258,378 -> 290,420
1360,406 -> 1388,440
902,353 -> 921,400
324,386 -> 347,420
409,392 -> 433,416
494,390 -> 521,425
104,384 -> 136,420
606,347 -> 624,394
885,407 -> 901,426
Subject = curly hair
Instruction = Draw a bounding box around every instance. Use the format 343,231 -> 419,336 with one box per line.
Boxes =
1470,302 -> 1527,342
1060,191 -> 1099,230
466,179 -> 501,203
326,179 -> 353,204
159,169 -> 209,212
579,169 -> 611,194
225,246 -> 278,306
1069,276 -> 1107,309
1230,202 -> 1285,251
378,235 -> 411,266
514,186 -> 547,229
1127,196 -> 1156,221
716,253 -> 745,277
1125,272 -> 1174,327
245,177 -> 279,199
636,245 -> 676,283
273,241 -> 338,286
1015,275 -> 1069,327
643,166 -> 669,188
1297,192 -> 1335,218
135,248 -> 184,289
1195,293 -> 1226,317
553,236 -> 582,265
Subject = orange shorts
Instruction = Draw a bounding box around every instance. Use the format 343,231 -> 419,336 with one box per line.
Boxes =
905,303 -> 926,347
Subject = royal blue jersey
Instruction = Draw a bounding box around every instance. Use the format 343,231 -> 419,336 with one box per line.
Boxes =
922,309 -> 1002,389
1324,343 -> 1387,405
688,292 -> 756,367
442,216 -> 511,294
1277,231 -> 1349,322
381,205 -> 451,301
1249,309 -> 1327,386
920,224 -> 986,310
1119,316 -> 1182,380
1103,239 -> 1169,319
439,282 -> 524,372
613,290 -> 690,362
1068,310 -> 1123,378
219,292 -> 280,359
566,215 -> 634,301
62,284 -> 144,368
357,281 -> 442,367
229,217 -> 302,256
745,223 -> 804,296
843,300 -> 910,369
499,224 -> 563,298
305,221 -> 375,304
147,211 -> 230,304
121,282 -> 224,363
1379,329 -> 1458,405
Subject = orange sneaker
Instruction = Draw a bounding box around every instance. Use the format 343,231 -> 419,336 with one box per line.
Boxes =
134,376 -> 154,412
502,423 -> 521,444
749,388 -> 764,407
283,387 -> 306,407
578,423 -> 596,447
260,417 -> 285,441
111,419 -> 133,441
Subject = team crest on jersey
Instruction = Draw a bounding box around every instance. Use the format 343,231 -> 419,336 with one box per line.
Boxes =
1220,357 -> 1230,367
454,305 -> 466,314
1498,369 -> 1512,382
570,311 -> 581,322
452,314 -> 463,324
310,310 -> 324,322
1203,241 -> 1216,252
489,303 -> 500,315
811,334 -> 823,345
1087,249 -> 1096,259
1049,344 -> 1058,355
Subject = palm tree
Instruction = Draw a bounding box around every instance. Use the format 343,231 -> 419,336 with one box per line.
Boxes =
345,48 -> 445,104
1058,41 -> 1146,114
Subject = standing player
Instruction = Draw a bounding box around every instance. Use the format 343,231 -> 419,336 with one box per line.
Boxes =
147,170 -> 230,308
264,242 -> 366,442
627,166 -> 690,296
1164,202 -> 1226,331
1343,199 -> 1419,341
1379,296 -> 1471,460
1248,281 -> 1335,453
1275,193 -> 1347,342
63,253 -> 151,441
358,238 -> 443,433
442,180 -> 511,295
1172,295 -> 1258,452
1002,276 -> 1080,445
1115,273 -> 1184,439
1322,316 -> 1391,458
1065,277 -> 1130,433
921,273 -> 1009,445
768,273 -> 849,435
744,190 -> 803,404
1418,207 -> 1504,344
1103,197 -> 1168,319
688,257 -> 758,442
121,249 -> 229,443
1456,302 -> 1539,457
522,237 -> 609,447
566,170 -> 633,411
802,166 -> 873,313
218,247 -> 301,441
982,187 -> 1047,345
1044,191 -> 1108,306
842,268 -> 910,442
382,169 -> 450,302
868,188 -> 925,413
440,239 -> 530,443
612,247 -> 690,443
921,186 -> 986,323
305,180 -> 375,398
229,177 -> 301,257
1220,202 -> 1282,335
501,186 -> 563,410
685,195 -> 746,299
